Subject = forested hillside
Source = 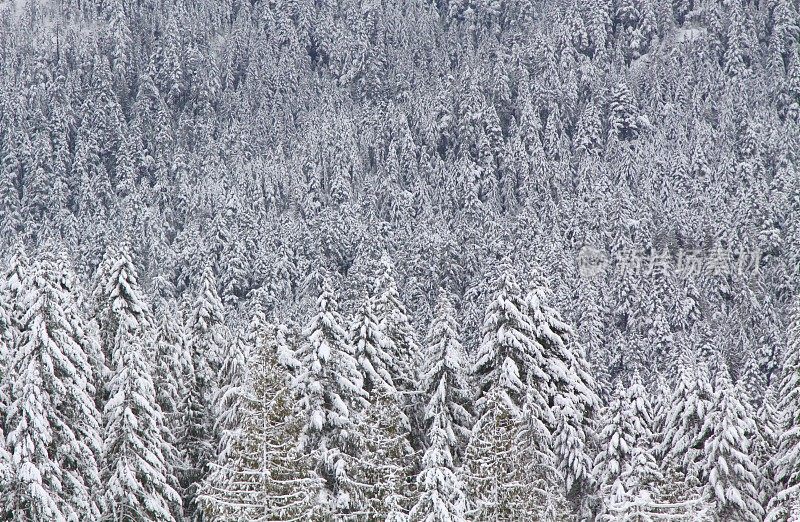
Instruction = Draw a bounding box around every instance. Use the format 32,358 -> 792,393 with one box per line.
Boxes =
1,0 -> 799,519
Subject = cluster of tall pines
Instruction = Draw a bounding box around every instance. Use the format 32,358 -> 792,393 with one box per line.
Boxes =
3,244 -> 800,521
1,0 -> 800,519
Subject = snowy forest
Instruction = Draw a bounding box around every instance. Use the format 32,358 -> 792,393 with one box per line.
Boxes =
0,0 -> 799,519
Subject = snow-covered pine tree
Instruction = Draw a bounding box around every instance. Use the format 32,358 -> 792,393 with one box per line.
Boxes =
0,243 -> 27,469
4,256 -> 103,520
576,277 -> 610,396
461,384 -> 569,519
294,277 -> 368,513
101,268 -> 182,521
473,262 -> 544,418
355,377 -> 417,520
0,287 -> 11,505
199,310 -> 329,521
526,265 -> 599,505
622,370 -> 661,495
180,265 -> 232,516
659,345 -> 714,484
215,334 -> 248,450
374,254 -> 422,441
701,362 -> 763,521
651,372 -> 671,444
152,300 -> 190,440
91,245 -> 151,376
351,290 -> 398,395
756,386 -> 779,508
349,291 -> 416,518
91,247 -> 118,336
1,242 -> 29,333
187,265 -> 230,385
409,414 -> 467,522
461,264 -> 577,520
0,421 -> 10,510
770,298 -> 800,520
608,82 -> 641,141
419,291 -> 473,463
594,381 -> 633,494
552,392 -> 596,515
600,370 -> 664,519
575,99 -> 604,156
0,288 -> 11,407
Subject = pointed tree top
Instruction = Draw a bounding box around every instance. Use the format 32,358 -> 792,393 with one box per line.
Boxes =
317,277 -> 339,313
434,288 -> 455,314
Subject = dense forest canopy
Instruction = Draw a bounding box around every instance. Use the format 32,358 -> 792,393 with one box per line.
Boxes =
0,0 -> 799,519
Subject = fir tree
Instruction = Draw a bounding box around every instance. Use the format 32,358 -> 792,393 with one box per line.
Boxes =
770,299 -> 800,520
702,363 -> 763,521
756,386 -> 779,508
294,278 -> 367,513
152,301 -> 190,437
659,346 -> 714,484
199,311 -> 329,521
594,381 -> 634,498
419,292 -> 473,463
187,266 -> 230,383
473,263 -> 545,417
4,256 -> 103,521
101,300 -> 182,521
622,370 -> 661,495
355,382 -> 417,519
92,245 -> 151,376
608,83 -> 641,141
526,267 -> 599,504
375,254 -> 422,433
180,266 -> 232,517
409,415 -> 467,522
461,385 -> 569,519
350,291 -> 398,395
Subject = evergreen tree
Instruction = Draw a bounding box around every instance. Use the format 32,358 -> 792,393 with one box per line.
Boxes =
92,248 -> 181,521
756,386 -> 779,508
2,242 -> 30,333
348,291 -> 417,517
723,5 -> 748,78
0,288 -> 12,407
608,83 -> 641,141
409,415 -> 467,522
419,292 -> 473,463
473,263 -> 544,417
355,381 -> 417,519
152,301 -> 190,437
594,381 -> 634,498
659,346 -> 714,484
350,291 -> 398,395
770,299 -> 800,520
375,254 -> 421,431
461,385 -> 569,519
622,370 -> 661,495
101,298 -> 182,521
4,256 -> 103,520
187,266 -> 230,383
180,266 -> 232,516
92,245 -> 151,375
199,311 -> 329,521
294,278 -> 367,512
575,99 -> 604,156
0,287 -> 12,507
213,333 -> 248,464
702,363 -> 763,521
526,267 -> 599,503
